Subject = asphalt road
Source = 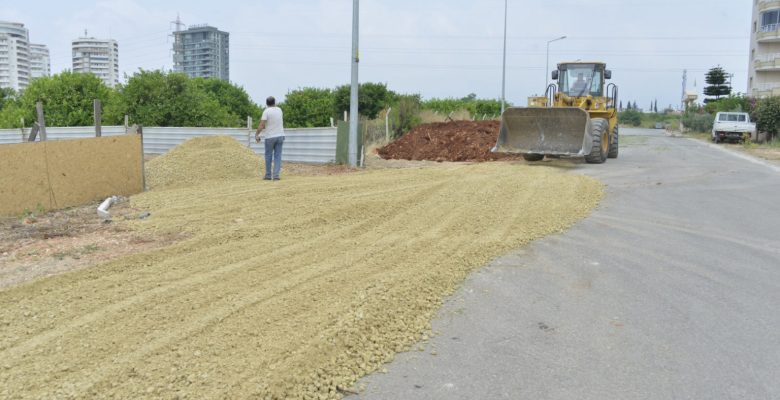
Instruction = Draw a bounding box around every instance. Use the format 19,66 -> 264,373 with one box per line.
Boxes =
353,128 -> 780,400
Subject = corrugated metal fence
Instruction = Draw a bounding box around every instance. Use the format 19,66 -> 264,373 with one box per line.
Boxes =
0,126 -> 337,164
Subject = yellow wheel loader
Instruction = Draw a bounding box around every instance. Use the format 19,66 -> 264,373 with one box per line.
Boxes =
494,62 -> 619,164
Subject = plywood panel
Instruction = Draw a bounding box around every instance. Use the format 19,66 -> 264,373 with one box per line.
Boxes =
0,135 -> 143,216
0,142 -> 51,214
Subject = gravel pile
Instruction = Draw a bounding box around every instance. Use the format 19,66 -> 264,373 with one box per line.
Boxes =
145,136 -> 261,189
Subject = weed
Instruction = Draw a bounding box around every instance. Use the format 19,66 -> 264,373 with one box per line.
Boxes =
81,244 -> 100,254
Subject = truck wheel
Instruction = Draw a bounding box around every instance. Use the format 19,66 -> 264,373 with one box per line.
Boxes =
608,124 -> 619,159
585,118 -> 608,164
523,153 -> 544,162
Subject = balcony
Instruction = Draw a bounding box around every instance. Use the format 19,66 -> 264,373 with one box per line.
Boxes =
755,53 -> 780,70
758,24 -> 780,42
753,82 -> 780,98
759,0 -> 780,11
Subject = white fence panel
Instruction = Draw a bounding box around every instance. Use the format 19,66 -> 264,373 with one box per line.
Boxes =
0,126 -> 338,164
0,126 -> 126,144
0,129 -> 25,145
251,128 -> 338,164
141,127 -> 249,155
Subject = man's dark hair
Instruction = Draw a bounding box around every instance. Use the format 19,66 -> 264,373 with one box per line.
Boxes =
266,96 -> 276,107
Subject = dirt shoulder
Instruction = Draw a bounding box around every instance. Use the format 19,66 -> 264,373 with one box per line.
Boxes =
0,201 -> 184,290
677,131 -> 780,165
0,162 -> 358,291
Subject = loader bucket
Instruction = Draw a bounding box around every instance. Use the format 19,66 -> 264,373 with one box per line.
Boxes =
494,107 -> 592,156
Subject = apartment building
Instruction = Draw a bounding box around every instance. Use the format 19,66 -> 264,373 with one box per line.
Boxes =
749,0 -> 780,97
30,43 -> 50,79
0,21 -> 31,91
173,24 -> 229,81
72,36 -> 119,87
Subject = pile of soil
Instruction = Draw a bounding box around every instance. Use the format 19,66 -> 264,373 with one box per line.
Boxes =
378,120 -> 519,162
145,136 -> 261,189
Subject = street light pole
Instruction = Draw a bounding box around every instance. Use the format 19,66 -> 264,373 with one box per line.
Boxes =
545,36 -> 566,88
501,0 -> 508,114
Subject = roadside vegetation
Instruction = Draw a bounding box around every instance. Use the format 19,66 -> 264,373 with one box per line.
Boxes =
0,71 -> 505,140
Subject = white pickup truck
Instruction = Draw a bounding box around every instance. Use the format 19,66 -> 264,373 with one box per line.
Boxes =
711,112 -> 756,143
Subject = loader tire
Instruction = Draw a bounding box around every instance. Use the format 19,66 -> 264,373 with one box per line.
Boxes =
523,153 -> 544,162
608,124 -> 619,159
585,118 -> 609,164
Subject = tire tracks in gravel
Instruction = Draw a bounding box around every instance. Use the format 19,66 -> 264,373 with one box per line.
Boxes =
0,163 -> 601,399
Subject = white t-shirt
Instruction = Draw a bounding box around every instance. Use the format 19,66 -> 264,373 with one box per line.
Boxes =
261,106 -> 285,138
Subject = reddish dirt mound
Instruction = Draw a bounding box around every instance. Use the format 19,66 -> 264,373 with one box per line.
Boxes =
378,121 -> 519,162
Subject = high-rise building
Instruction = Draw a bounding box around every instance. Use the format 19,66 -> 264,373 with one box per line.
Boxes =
173,24 -> 229,81
72,35 -> 119,87
749,0 -> 780,97
0,21 -> 31,92
30,43 -> 50,79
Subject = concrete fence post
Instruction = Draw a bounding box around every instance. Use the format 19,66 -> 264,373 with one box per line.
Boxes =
36,101 -> 46,141
247,116 -> 253,148
94,99 -> 102,137
385,107 -> 392,142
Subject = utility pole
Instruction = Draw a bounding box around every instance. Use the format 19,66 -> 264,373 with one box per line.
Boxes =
349,0 -> 360,167
501,0 -> 508,114
681,69 -> 687,111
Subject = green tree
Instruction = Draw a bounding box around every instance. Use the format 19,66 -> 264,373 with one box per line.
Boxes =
193,78 -> 262,126
0,72 -> 116,128
280,87 -> 335,128
461,93 -> 477,102
333,82 -> 395,120
114,70 -> 233,127
0,87 -> 16,111
703,67 -> 731,103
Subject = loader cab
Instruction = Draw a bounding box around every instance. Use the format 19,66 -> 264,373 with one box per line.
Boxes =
554,63 -> 610,98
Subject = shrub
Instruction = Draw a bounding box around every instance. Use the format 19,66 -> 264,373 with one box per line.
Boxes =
389,94 -> 421,138
682,112 -> 714,133
704,94 -> 754,115
618,109 -> 641,127
422,97 -> 505,119
755,96 -> 780,140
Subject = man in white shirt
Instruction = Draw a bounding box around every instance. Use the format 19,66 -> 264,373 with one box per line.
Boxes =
255,96 -> 285,180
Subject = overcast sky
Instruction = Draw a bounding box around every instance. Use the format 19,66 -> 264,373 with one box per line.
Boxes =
2,0 -> 750,111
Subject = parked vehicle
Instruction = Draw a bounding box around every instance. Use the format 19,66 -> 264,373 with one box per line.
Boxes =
711,112 -> 756,144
